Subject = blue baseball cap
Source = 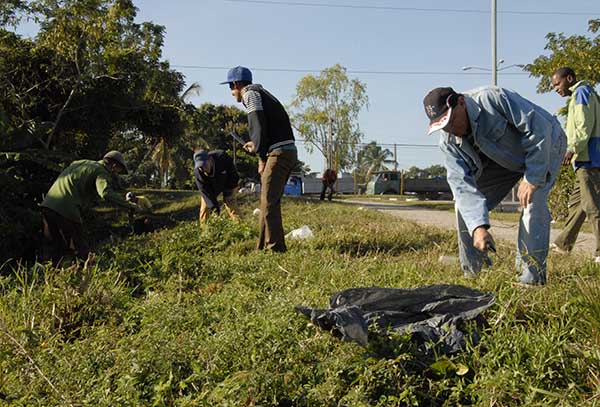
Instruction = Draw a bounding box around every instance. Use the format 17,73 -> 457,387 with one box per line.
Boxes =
220,66 -> 253,84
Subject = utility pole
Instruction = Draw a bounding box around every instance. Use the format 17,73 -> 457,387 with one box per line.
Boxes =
328,118 -> 334,169
394,143 -> 398,172
354,148 -> 358,194
400,170 -> 404,195
491,0 -> 498,86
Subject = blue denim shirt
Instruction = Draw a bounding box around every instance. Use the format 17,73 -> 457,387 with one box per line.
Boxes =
439,86 -> 565,235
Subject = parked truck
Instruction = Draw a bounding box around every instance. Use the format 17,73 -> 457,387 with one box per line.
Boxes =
301,172 -> 356,194
366,171 -> 452,200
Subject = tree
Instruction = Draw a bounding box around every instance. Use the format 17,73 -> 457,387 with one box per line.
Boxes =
290,64 -> 368,172
526,18 -> 600,219
403,165 -> 447,179
151,138 -> 172,188
0,0 -> 27,27
186,103 -> 259,182
187,103 -> 248,150
526,19 -> 600,94
144,82 -> 204,189
354,141 -> 393,185
0,0 -> 189,260
0,0 -> 187,155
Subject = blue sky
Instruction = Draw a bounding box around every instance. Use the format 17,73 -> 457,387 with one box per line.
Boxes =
18,0 -> 600,173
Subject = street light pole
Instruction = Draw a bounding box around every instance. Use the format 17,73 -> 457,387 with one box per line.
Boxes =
462,63 -> 524,72
491,0 -> 497,86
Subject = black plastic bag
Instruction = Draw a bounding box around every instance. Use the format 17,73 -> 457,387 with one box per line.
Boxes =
296,284 -> 495,354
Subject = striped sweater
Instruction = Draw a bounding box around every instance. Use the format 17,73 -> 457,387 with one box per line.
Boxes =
242,84 -> 295,161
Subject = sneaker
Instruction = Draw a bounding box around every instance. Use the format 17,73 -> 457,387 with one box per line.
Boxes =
594,256 -> 600,264
550,243 -> 569,255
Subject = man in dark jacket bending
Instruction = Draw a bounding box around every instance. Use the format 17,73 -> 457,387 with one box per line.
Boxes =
193,149 -> 240,223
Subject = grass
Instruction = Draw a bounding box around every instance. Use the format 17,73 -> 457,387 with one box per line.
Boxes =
0,192 -> 599,406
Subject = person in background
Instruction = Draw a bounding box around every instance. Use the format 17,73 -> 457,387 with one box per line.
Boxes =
40,150 -> 141,264
125,191 -> 153,234
222,66 -> 298,252
550,67 -> 600,262
193,148 -> 240,223
423,86 -> 565,286
320,168 -> 337,201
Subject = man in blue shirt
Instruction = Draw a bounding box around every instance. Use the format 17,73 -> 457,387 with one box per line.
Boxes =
423,86 -> 566,285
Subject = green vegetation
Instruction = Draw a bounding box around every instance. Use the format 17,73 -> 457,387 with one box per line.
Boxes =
0,1 -> 259,261
1,196 -> 598,406
526,18 -> 600,93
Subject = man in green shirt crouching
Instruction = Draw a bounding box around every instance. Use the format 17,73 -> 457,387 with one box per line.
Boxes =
40,150 -> 141,264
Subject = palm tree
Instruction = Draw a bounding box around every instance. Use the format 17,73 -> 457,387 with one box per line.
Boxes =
148,82 -> 208,188
355,141 -> 394,185
181,82 -> 203,103
151,137 -> 173,188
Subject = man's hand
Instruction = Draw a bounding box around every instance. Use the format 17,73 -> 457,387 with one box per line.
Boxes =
517,180 -> 538,208
132,203 -> 147,214
258,160 -> 265,176
473,226 -> 495,252
562,151 -> 574,166
243,141 -> 255,153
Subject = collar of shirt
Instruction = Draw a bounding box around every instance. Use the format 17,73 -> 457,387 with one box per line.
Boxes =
569,80 -> 590,93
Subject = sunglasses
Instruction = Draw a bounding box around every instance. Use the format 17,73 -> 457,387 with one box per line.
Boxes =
229,82 -> 235,90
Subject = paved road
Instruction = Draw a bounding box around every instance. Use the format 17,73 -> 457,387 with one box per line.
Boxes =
339,199 -> 596,254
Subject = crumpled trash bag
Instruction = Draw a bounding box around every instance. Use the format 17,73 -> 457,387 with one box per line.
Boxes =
286,225 -> 314,240
296,284 -> 495,354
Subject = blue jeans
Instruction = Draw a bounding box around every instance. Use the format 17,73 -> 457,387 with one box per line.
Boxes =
456,157 -> 562,285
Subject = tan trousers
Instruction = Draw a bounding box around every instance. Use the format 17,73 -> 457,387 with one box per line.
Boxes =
554,167 -> 600,256
199,190 -> 240,223
257,149 -> 298,252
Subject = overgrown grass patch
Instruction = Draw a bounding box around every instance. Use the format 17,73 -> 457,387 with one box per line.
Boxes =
0,197 -> 598,406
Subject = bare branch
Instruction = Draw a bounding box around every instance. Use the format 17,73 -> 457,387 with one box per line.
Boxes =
43,85 -> 77,149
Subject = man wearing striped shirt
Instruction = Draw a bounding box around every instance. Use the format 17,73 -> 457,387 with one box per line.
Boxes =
222,66 -> 298,252
551,67 -> 600,261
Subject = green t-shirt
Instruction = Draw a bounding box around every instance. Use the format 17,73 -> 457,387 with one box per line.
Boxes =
42,159 -> 133,223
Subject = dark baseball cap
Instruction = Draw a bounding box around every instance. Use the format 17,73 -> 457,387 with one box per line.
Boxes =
220,66 -> 253,85
103,150 -> 128,173
423,87 -> 459,134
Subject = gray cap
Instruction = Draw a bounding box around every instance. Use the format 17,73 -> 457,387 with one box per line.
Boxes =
103,150 -> 128,174
193,150 -> 209,169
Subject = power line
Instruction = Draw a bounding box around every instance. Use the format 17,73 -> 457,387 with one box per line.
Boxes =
172,64 -> 529,76
294,139 -> 438,148
224,0 -> 599,16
